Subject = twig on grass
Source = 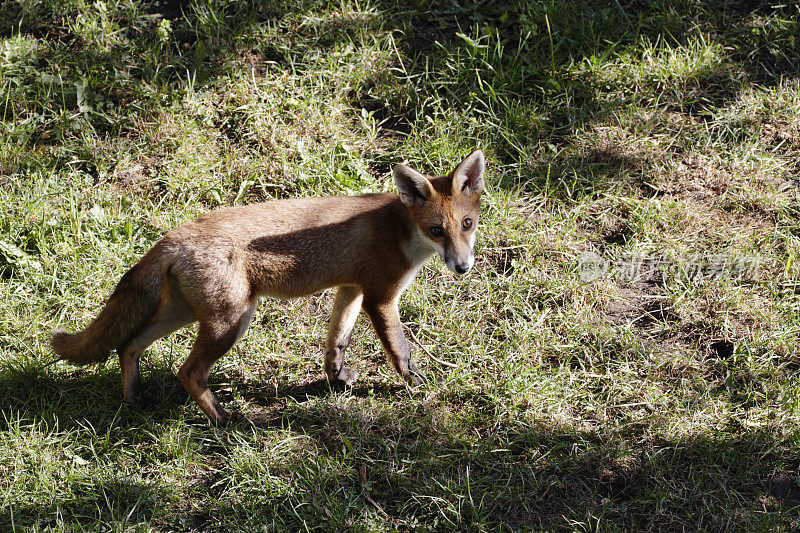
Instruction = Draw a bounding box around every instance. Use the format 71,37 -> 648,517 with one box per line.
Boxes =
358,463 -> 392,520
403,324 -> 458,368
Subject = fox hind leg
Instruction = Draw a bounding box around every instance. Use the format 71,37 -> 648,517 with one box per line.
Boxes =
118,279 -> 194,405
325,285 -> 363,386
177,303 -> 256,425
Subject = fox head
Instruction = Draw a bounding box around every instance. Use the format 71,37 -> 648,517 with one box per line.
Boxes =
393,149 -> 485,275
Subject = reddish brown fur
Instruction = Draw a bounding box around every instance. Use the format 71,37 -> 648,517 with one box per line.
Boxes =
52,150 -> 485,424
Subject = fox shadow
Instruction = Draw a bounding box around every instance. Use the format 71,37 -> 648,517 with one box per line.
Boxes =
0,359 -> 403,431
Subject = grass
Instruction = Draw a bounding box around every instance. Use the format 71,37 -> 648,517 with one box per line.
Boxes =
1,0 -> 800,530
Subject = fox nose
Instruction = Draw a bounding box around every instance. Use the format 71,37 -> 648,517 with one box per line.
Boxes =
454,262 -> 469,274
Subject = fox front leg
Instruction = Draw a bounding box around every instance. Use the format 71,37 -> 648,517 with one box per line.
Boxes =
325,285 -> 364,386
362,300 -> 424,386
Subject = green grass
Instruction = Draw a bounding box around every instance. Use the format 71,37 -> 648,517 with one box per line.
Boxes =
2,0 -> 800,530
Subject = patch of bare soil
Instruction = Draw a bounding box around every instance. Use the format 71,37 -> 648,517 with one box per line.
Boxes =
115,156 -> 163,187
597,278 -> 757,371
761,121 -> 800,146
142,0 -> 191,21
478,243 -> 520,277
597,279 -> 700,364
600,281 -> 668,328
765,471 -> 800,509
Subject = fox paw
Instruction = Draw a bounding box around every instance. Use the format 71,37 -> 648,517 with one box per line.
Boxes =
218,410 -> 248,427
228,411 -> 248,425
330,366 -> 359,387
404,370 -> 426,387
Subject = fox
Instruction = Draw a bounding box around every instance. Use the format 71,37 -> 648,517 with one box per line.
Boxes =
51,149 -> 485,425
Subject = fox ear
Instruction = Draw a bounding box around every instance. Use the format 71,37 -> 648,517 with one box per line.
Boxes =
451,149 -> 485,197
394,163 -> 434,207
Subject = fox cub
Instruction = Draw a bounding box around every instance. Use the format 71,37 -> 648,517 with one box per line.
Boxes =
52,150 -> 486,424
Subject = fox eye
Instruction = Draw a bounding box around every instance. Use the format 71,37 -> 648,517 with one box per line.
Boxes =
462,218 -> 473,230
430,225 -> 444,238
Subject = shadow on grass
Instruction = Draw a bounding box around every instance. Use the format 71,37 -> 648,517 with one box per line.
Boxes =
0,476 -> 170,530
356,1 -> 799,192
1,361 -> 798,529
0,362 -> 186,430
239,377 -> 405,408
230,389 -> 800,529
3,0 -> 797,166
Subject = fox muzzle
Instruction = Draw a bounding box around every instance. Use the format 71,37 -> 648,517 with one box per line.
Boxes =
444,251 -> 474,275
